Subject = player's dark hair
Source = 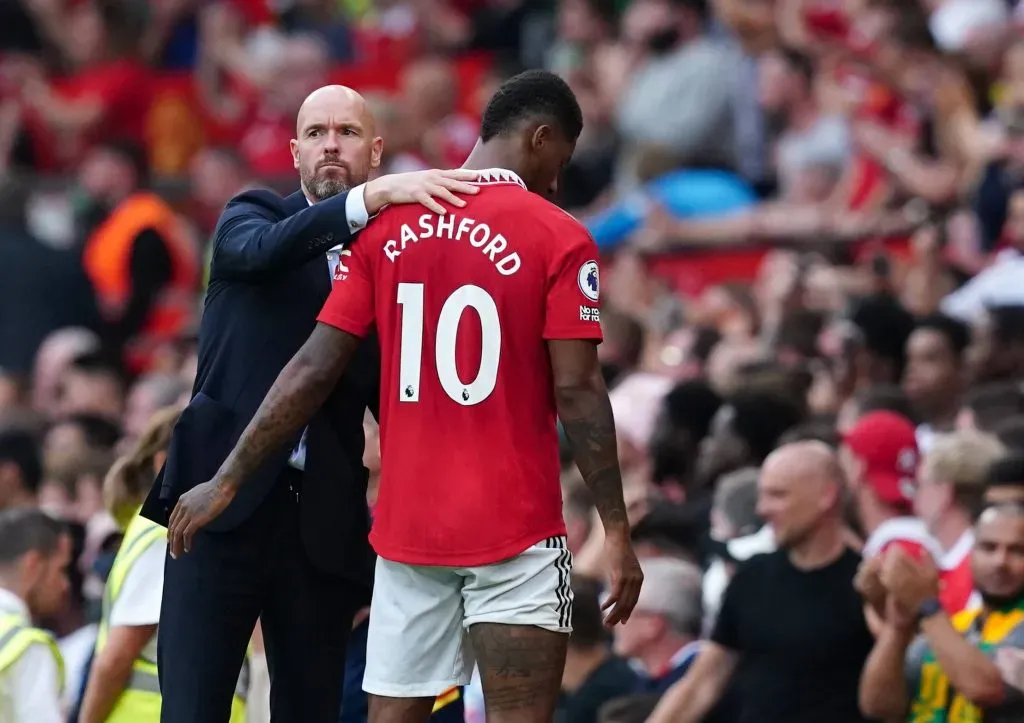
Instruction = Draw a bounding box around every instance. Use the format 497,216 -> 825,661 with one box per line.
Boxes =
569,575 -> 610,648
987,305 -> 1024,347
0,427 -> 42,494
915,312 -> 971,356
855,384 -> 917,423
480,70 -> 583,143
729,389 -> 805,462
987,453 -> 1024,489
0,508 -> 65,566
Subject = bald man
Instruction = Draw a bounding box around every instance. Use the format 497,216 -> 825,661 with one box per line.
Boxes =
647,442 -> 876,723
142,86 -> 479,723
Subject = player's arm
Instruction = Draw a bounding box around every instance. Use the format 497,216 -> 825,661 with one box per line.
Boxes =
645,642 -> 739,723
543,218 -> 642,624
549,339 -> 625,533
217,323 -> 362,490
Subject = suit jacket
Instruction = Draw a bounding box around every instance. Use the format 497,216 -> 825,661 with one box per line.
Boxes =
141,188 -> 379,583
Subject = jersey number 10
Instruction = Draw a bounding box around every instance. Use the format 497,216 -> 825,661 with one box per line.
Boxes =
397,282 -> 501,406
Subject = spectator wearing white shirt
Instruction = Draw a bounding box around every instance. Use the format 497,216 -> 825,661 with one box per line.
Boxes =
0,508 -> 72,723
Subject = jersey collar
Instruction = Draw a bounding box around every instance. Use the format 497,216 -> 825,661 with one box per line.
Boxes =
469,168 -> 527,189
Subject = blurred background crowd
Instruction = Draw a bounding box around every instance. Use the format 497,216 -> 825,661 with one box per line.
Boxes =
3,0 -> 1024,721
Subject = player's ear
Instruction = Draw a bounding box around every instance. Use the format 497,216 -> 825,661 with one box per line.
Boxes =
530,124 -> 552,153
371,136 -> 383,170
290,138 -> 300,170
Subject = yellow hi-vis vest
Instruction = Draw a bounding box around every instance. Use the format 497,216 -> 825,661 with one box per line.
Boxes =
97,510 -> 249,722
0,611 -> 64,708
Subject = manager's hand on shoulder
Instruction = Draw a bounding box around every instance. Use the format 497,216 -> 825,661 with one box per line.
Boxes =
364,169 -> 481,216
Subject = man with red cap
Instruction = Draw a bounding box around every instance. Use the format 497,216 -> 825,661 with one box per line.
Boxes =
840,410 -> 943,563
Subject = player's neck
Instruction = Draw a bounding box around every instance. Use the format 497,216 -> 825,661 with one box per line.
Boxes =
462,140 -> 524,181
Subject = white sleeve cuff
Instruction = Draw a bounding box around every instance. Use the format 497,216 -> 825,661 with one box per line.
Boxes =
345,183 -> 370,232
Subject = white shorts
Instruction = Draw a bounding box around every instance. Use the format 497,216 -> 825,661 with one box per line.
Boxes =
362,535 -> 573,698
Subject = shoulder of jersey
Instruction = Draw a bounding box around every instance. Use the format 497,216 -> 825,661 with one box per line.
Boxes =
863,517 -> 943,561
523,194 -> 596,244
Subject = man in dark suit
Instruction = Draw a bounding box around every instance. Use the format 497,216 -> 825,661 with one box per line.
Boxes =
141,85 -> 478,723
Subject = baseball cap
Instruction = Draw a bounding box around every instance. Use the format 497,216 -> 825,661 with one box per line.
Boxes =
843,411 -> 919,506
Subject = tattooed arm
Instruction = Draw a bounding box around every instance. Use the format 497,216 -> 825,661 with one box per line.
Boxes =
548,339 -> 643,624
167,323 -> 362,557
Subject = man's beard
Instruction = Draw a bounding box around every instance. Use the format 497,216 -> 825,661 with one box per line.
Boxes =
302,167 -> 351,201
979,585 -> 1024,610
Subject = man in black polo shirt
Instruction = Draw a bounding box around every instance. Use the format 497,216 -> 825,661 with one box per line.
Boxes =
647,440 -> 874,723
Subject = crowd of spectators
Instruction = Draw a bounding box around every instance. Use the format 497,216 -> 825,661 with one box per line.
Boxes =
3,0 -> 1024,721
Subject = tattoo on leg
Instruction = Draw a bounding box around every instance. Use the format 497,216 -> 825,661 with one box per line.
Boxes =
470,623 -> 567,719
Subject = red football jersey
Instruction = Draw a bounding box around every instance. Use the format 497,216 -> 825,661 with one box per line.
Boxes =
863,516 -> 943,563
939,530 -> 976,614
317,169 -> 603,566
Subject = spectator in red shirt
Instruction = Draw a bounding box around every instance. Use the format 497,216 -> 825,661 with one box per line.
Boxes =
915,430 -> 1006,613
17,0 -> 151,169
841,410 -> 943,563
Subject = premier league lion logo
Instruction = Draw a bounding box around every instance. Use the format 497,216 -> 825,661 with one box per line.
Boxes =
577,260 -> 600,302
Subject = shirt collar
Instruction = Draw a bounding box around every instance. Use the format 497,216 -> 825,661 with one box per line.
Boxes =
467,168 -> 527,189
0,588 -> 29,620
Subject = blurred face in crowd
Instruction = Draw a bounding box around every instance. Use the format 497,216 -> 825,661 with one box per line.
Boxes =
972,506 -> 1024,607
758,51 -> 805,119
23,533 -> 71,619
266,37 -> 329,116
757,445 -> 839,549
613,608 -> 666,659
189,149 -> 248,213
557,0 -> 612,46
621,0 -> 680,55
32,331 -> 100,417
401,59 -> 457,126
903,328 -> 962,418
55,369 -> 123,421
291,86 -> 383,202
77,148 -> 136,210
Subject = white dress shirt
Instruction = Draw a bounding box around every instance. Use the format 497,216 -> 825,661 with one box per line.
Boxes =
0,588 -> 63,723
289,183 -> 371,471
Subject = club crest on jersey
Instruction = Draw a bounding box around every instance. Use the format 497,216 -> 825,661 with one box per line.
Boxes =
577,260 -> 599,302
